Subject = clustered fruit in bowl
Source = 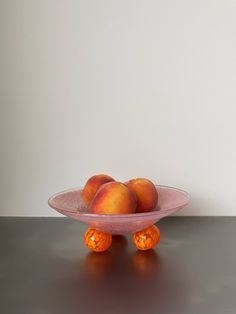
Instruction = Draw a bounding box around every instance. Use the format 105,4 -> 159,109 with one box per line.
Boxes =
81,174 -> 161,252
49,174 -> 190,252
82,174 -> 159,215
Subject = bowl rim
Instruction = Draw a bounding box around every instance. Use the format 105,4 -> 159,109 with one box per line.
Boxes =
48,185 -> 191,219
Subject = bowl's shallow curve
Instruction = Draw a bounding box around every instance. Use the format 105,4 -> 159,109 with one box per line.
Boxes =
48,185 -> 190,234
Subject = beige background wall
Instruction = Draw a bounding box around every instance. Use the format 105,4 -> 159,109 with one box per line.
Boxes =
1,0 -> 235,216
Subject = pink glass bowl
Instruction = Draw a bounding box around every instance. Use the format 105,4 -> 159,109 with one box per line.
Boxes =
48,185 -> 190,235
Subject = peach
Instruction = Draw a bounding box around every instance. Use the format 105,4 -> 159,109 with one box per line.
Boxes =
90,181 -> 137,214
82,174 -> 114,207
124,178 -> 158,213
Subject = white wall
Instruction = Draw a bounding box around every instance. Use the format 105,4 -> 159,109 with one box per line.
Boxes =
1,0 -> 236,216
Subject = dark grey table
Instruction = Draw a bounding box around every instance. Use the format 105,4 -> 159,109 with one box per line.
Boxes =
0,217 -> 235,314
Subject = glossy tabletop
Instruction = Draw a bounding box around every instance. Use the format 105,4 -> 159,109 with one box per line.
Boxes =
0,217 -> 236,314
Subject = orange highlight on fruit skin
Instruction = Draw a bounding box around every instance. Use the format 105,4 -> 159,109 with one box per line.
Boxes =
133,225 -> 160,251
90,181 -> 137,215
82,174 -> 114,208
125,178 -> 158,213
84,227 -> 112,252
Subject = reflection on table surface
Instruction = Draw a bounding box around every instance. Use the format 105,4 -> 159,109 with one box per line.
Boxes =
53,235 -> 189,314
2,218 -> 235,314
